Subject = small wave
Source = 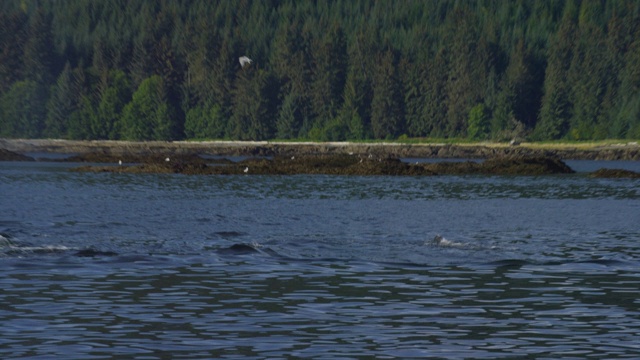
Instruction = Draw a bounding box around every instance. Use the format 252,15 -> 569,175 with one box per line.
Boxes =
1,236 -> 117,258
0,233 -> 14,246
2,243 -> 74,256
484,258 -> 636,269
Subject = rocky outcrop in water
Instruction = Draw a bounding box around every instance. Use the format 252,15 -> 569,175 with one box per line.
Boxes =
0,148 -> 34,161
72,153 -> 576,176
589,169 -> 640,178
421,156 -> 577,176
478,156 -> 575,175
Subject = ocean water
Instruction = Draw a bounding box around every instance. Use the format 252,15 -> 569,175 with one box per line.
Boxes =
1,160 -> 639,358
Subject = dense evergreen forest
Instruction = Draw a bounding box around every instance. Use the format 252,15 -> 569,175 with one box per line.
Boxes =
1,0 -> 640,142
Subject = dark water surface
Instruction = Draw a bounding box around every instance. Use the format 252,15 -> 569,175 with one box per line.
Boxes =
1,160 -> 640,358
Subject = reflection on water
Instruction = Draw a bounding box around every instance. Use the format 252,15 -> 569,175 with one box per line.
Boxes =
1,161 -> 639,358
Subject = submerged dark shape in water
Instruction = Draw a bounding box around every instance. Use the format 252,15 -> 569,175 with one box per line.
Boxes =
74,248 -> 119,257
487,259 -> 531,268
217,243 -> 261,255
214,231 -> 247,239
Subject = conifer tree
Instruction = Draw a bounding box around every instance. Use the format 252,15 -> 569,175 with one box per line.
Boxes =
309,24 -> 347,131
534,7 -> 577,140
45,62 -> 76,138
0,81 -> 47,138
23,8 -> 55,86
443,9 -> 489,137
0,11 -> 28,94
228,68 -> 278,140
94,70 -> 131,139
370,49 -> 403,139
120,75 -> 176,140
276,92 -> 303,139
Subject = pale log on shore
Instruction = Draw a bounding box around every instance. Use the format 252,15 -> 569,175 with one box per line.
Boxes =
1,138 -> 639,161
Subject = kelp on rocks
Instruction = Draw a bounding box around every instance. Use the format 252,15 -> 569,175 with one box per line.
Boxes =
0,148 -> 35,161
71,153 -> 577,176
589,168 -> 640,178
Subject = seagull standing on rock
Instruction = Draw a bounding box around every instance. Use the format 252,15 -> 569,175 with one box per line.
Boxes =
239,56 -> 253,68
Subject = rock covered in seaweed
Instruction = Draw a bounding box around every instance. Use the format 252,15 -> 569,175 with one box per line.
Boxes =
589,168 -> 640,178
0,148 -> 34,161
418,155 -> 574,175
479,155 -> 575,175
71,153 -> 577,176
64,152 -> 207,165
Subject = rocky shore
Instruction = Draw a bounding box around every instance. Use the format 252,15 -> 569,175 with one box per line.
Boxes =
69,154 -> 576,176
0,148 -> 35,162
2,139 -> 639,178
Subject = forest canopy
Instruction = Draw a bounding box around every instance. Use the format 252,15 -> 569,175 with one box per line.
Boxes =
1,0 -> 640,141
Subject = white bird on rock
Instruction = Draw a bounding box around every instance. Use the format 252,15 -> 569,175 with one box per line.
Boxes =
239,56 -> 253,68
244,167 -> 249,173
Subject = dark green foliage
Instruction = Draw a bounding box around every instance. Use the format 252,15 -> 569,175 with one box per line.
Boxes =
309,24 -> 347,129
1,0 -> 640,141
67,95 -> 95,140
276,92 -> 303,139
443,9 -> 489,137
0,81 -> 47,138
371,49 -> 403,139
534,9 -> 577,140
94,70 -> 131,139
23,8 -> 56,85
120,75 -> 177,140
184,103 -> 226,139
0,10 -> 28,94
228,68 -> 278,140
467,104 -> 490,140
45,63 -> 76,138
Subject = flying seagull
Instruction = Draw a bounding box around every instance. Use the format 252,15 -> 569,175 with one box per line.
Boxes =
239,56 -> 253,68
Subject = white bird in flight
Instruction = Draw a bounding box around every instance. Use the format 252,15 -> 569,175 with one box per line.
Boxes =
239,56 -> 253,68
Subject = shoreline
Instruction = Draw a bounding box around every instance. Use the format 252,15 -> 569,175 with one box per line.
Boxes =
1,138 -> 639,161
